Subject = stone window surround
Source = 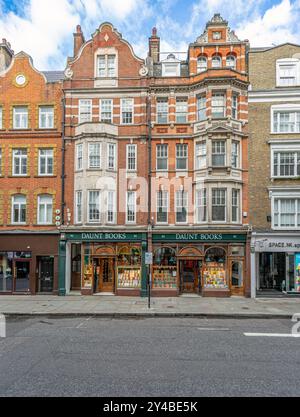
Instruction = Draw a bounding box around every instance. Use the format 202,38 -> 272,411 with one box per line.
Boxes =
74,139 -> 118,172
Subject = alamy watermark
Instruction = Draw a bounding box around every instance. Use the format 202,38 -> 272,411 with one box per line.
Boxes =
291,313 -> 300,336
0,314 -> 6,338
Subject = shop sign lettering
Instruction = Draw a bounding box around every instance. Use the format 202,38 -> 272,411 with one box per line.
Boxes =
81,233 -> 127,241
175,233 -> 223,241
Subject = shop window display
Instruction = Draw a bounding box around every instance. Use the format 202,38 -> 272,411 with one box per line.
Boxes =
117,246 -> 141,289
203,247 -> 228,289
153,247 -> 177,289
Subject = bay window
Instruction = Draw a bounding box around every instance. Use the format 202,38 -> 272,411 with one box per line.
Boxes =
88,191 -> 100,223
231,141 -> 239,168
107,191 -> 116,224
212,189 -> 226,222
88,143 -> 101,169
75,191 -> 82,224
212,140 -> 226,166
107,143 -> 116,170
195,141 -> 206,169
212,93 -> 225,118
196,189 -> 207,223
232,189 -> 240,223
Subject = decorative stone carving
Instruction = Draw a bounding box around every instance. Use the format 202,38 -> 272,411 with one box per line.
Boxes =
139,65 -> 149,77
64,67 -> 73,79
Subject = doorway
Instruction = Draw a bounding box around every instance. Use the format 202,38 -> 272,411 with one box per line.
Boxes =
259,252 -> 286,291
14,261 -> 30,292
180,260 -> 201,293
37,257 -> 54,293
93,258 -> 115,293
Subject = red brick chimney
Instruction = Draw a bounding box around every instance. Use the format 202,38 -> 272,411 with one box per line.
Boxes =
73,25 -> 85,57
149,27 -> 160,63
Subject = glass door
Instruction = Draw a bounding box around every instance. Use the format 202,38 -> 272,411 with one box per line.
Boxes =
14,261 -> 30,292
0,252 -> 13,293
38,257 -> 54,293
94,258 -> 115,293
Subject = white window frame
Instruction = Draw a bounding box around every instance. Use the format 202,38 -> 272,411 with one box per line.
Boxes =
212,189 -> 227,223
175,190 -> 188,224
13,106 -> 28,129
11,194 -> 26,225
100,99 -> 113,123
39,106 -> 54,129
176,144 -> 188,171
156,144 -> 168,171
232,189 -> 240,223
88,143 -> 101,169
12,149 -> 27,176
107,143 -> 116,171
271,104 -> 300,134
37,194 -> 53,225
0,106 -> 3,129
195,188 -> 207,223
195,141 -> 207,170
156,190 -> 168,224
271,143 -> 300,178
162,62 -> 180,77
97,54 -> 116,78
79,100 -> 92,124
156,98 -> 168,124
197,56 -> 207,73
232,94 -> 238,119
197,95 -> 206,121
38,149 -> 54,176
126,144 -> 137,172
121,99 -> 134,125
76,143 -> 83,171
231,141 -> 240,169
107,191 -> 116,224
271,191 -> 300,230
212,55 -> 222,69
226,55 -> 236,69
175,98 -> 188,123
75,191 -> 82,224
88,190 -> 101,223
212,140 -> 226,167
276,58 -> 300,87
126,191 -> 136,224
211,93 -> 225,118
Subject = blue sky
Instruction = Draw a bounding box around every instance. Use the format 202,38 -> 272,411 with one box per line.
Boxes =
0,0 -> 300,70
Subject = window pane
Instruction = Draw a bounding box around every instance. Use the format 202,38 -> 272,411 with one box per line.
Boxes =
212,189 -> 226,221
157,98 -> 168,123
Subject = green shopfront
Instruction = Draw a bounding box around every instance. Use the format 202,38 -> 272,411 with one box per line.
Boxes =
58,231 -> 250,297
151,232 -> 250,298
59,232 -> 147,296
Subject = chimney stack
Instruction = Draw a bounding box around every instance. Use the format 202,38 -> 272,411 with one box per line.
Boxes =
149,27 -> 160,63
73,25 -> 85,57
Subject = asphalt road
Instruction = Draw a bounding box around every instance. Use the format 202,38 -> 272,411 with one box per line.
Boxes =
0,317 -> 299,397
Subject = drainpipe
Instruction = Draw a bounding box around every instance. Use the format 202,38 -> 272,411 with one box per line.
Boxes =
61,93 -> 66,225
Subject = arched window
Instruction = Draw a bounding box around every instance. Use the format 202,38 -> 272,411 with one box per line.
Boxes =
226,55 -> 236,69
197,56 -> 207,73
154,247 -> 176,266
38,194 -> 53,225
212,55 -> 222,68
12,194 -> 26,224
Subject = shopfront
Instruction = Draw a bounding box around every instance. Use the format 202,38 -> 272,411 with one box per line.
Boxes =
152,232 -> 250,297
63,232 -> 147,296
251,233 -> 300,296
0,233 -> 59,295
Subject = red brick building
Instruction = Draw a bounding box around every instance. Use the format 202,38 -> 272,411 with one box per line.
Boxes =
0,41 -> 63,294
147,14 -> 251,297
61,23 -> 149,296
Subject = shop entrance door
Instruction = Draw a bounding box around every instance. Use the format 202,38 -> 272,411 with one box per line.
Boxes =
94,258 -> 115,293
180,260 -> 201,293
14,261 -> 30,292
38,257 -> 54,293
259,252 -> 286,291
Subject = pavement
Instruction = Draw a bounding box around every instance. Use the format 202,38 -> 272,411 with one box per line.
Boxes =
1,317 -> 300,396
0,294 -> 300,318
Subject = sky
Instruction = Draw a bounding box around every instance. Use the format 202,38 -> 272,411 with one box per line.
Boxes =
0,0 -> 300,70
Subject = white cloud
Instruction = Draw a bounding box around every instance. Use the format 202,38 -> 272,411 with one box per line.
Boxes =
237,0 -> 300,46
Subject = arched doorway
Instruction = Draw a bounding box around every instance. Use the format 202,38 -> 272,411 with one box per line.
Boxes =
178,247 -> 203,294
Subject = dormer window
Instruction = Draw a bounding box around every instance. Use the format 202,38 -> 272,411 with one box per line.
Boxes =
212,55 -> 222,69
97,54 -> 116,78
226,55 -> 236,69
162,54 -> 180,77
276,58 -> 300,87
197,56 -> 207,73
